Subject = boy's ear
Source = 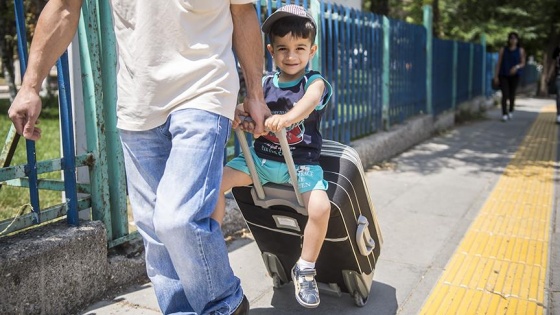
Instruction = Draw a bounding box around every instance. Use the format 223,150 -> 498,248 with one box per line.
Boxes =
266,44 -> 274,57
310,44 -> 318,58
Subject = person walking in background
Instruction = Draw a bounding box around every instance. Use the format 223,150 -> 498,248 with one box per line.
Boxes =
493,32 -> 526,122
7,0 -> 270,314
546,42 -> 560,124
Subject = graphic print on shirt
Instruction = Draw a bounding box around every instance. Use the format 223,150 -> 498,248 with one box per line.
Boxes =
262,109 -> 305,145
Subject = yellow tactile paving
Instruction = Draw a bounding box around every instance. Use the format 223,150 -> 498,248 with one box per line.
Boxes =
420,106 -> 557,314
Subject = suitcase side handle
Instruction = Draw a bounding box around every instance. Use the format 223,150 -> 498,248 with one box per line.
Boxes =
356,215 -> 376,256
234,128 -> 305,208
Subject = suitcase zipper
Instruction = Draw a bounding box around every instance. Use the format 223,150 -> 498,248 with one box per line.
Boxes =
246,221 -> 349,243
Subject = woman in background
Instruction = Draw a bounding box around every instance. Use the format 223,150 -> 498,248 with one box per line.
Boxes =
493,32 -> 526,122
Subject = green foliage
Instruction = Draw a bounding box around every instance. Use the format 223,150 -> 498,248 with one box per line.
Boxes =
363,0 -> 560,60
0,99 -> 63,221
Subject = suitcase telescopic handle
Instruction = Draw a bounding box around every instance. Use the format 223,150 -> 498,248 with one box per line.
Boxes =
234,127 -> 305,208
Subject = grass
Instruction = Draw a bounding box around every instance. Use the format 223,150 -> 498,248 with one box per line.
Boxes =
0,99 -> 63,221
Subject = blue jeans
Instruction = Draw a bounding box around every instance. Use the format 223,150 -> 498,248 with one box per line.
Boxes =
120,109 -> 242,315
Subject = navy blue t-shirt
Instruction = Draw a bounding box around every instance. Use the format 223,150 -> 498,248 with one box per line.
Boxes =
500,46 -> 523,77
254,71 -> 332,165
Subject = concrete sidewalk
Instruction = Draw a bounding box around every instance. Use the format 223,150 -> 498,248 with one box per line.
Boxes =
81,97 -> 559,314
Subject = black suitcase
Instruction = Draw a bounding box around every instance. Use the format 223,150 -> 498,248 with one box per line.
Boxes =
231,129 -> 383,307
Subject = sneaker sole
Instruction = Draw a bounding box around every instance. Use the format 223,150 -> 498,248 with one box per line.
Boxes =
293,290 -> 320,308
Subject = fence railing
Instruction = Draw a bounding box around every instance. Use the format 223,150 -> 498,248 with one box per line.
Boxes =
1,0 -> 540,246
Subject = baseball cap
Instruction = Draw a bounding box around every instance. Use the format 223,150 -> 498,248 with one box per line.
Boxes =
261,4 -> 316,34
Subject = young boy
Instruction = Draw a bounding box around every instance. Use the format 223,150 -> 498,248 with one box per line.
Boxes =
212,4 -> 332,308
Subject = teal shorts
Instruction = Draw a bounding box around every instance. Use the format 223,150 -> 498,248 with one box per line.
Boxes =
226,147 -> 328,194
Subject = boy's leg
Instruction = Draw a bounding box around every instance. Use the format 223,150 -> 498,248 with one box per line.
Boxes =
212,166 -> 252,225
291,189 -> 330,308
300,189 -> 331,263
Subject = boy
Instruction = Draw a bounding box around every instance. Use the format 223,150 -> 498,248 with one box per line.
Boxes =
213,4 -> 332,308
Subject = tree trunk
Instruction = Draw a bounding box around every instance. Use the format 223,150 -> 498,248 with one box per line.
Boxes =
0,0 -> 17,102
369,0 -> 389,16
433,0 -> 440,37
538,28 -> 560,97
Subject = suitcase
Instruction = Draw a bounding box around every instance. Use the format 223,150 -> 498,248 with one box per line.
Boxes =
231,129 -> 383,307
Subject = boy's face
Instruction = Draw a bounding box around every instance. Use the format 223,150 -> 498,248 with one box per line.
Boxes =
267,33 -> 317,81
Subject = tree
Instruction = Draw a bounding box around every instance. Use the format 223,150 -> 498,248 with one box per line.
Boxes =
0,0 -> 48,101
1,0 -> 17,101
363,0 -> 560,95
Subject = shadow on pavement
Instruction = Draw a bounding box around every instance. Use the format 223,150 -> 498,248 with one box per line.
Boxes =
250,281 -> 397,315
369,105 -> 544,178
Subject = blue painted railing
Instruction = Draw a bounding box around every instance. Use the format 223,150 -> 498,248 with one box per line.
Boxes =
432,38 -> 455,116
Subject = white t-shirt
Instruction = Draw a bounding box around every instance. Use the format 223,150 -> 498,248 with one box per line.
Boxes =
110,0 -> 252,131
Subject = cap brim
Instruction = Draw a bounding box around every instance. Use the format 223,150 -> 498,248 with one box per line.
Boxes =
261,11 -> 296,33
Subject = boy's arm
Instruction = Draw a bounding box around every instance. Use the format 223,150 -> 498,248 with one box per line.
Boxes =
265,79 -> 326,132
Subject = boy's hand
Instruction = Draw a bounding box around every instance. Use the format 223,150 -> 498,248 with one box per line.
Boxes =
265,114 -> 291,133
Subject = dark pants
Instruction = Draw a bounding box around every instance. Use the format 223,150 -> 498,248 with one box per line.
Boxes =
556,76 -> 560,116
499,75 -> 519,115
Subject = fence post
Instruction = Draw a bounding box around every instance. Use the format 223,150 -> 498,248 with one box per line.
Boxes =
14,0 -> 41,224
382,16 -> 390,130
310,0 -> 321,72
423,5 -> 433,115
452,41 -> 458,109
469,43 -> 474,100
99,0 -> 129,240
78,0 -> 113,241
480,34 -> 487,97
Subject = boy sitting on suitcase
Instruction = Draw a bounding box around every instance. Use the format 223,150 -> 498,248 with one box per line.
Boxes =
212,4 -> 332,308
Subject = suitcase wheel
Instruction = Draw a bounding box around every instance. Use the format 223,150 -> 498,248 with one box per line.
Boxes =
272,274 -> 284,288
353,292 -> 368,307
262,252 -> 289,288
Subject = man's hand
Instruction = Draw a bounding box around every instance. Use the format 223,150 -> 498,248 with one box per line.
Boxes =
8,86 -> 43,141
233,103 -> 256,132
243,96 -> 270,137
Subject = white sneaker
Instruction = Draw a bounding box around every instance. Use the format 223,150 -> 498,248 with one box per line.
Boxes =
508,113 -> 513,120
556,115 -> 560,124
502,115 -> 508,122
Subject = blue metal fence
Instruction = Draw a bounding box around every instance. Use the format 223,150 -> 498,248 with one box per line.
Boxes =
319,4 -> 384,143
486,53 -> 499,97
432,38 -> 455,115
456,42 -> 472,104
388,18 -> 427,125
472,44 -> 484,97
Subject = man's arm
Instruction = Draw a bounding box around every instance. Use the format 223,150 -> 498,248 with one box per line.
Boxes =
231,3 -> 270,135
8,0 -> 83,140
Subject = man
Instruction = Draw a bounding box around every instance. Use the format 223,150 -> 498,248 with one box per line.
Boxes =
8,1 -> 269,314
